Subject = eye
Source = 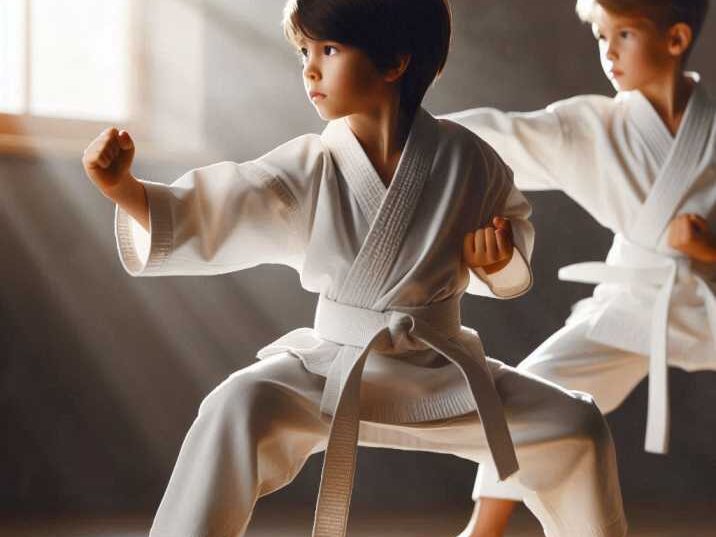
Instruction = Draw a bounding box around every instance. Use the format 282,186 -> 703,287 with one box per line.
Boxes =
619,30 -> 630,39
297,47 -> 308,62
323,45 -> 338,56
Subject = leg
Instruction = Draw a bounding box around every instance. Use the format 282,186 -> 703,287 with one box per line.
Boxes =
456,497 -> 515,537
464,320 -> 646,537
361,357 -> 627,537
149,354 -> 329,537
518,320 -> 649,414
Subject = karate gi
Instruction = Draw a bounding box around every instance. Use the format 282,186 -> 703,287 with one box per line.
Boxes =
115,109 -> 626,537
446,76 -> 716,501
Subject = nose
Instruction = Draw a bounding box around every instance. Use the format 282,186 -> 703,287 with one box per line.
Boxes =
605,40 -> 618,61
303,57 -> 321,83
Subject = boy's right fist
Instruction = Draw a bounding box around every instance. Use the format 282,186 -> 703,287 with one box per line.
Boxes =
82,127 -> 135,196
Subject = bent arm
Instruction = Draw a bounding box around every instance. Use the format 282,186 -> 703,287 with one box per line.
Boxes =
464,142 -> 535,300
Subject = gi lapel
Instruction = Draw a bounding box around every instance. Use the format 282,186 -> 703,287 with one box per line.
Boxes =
630,84 -> 716,247
322,108 -> 439,307
321,119 -> 386,230
625,89 -> 672,169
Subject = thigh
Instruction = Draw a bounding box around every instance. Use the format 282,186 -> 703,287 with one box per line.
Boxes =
358,361 -> 601,462
198,353 -> 330,440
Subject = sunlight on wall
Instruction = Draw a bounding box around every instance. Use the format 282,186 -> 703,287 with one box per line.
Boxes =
31,0 -> 131,121
0,0 -> 131,121
0,0 -> 25,114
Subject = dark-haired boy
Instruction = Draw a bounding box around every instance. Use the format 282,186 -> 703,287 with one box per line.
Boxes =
82,1 -> 627,536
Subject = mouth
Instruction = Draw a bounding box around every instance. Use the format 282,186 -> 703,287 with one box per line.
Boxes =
309,91 -> 326,102
610,69 -> 624,78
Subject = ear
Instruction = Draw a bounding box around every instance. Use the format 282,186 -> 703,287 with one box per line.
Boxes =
666,22 -> 692,58
383,54 -> 411,83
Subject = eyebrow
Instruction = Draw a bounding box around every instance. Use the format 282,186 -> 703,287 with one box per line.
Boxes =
592,18 -> 648,38
610,13 -> 653,30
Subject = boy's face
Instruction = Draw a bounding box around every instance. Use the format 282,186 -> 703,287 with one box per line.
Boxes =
591,5 -> 676,92
295,36 -> 391,120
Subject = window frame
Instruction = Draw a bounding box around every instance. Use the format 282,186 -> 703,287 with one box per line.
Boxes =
0,0 -> 149,156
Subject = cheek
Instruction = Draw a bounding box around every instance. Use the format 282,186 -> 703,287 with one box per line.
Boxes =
340,72 -> 381,106
625,46 -> 660,80
349,64 -> 381,92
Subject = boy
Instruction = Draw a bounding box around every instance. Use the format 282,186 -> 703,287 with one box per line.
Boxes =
82,1 -> 626,536
446,1 -> 714,536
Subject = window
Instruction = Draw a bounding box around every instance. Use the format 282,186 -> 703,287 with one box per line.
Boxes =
0,0 -> 208,159
0,0 -> 145,153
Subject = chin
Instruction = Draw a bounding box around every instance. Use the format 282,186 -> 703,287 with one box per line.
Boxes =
607,77 -> 634,93
314,106 -> 348,122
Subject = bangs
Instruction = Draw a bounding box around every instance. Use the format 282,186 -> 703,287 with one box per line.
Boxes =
282,0 -> 350,47
575,0 -> 660,23
576,0 -> 708,33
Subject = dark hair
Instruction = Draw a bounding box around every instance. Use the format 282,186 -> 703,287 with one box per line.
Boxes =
283,0 -> 452,121
576,0 -> 709,57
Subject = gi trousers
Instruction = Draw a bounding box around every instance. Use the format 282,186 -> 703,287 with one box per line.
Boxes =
473,317 -> 697,502
150,353 -> 626,537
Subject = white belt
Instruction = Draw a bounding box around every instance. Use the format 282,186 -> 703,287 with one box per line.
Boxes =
559,259 -> 682,453
310,295 -> 518,537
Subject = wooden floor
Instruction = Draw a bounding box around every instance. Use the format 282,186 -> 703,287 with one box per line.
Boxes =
1,502 -> 715,536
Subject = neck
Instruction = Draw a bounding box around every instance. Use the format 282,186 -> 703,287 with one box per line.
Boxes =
639,69 -> 694,136
346,97 -> 411,186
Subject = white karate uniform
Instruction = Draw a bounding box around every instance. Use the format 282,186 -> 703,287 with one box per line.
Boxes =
446,76 -> 716,501
115,109 -> 626,537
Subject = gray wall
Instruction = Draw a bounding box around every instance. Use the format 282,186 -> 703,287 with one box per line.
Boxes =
1,0 -> 715,516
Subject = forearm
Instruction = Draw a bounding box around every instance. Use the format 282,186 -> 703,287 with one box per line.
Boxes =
106,175 -> 149,232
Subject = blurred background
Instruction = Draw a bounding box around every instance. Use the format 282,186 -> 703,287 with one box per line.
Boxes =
1,0 -> 715,526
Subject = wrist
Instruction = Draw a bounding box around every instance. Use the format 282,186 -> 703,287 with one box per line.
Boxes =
103,174 -> 140,203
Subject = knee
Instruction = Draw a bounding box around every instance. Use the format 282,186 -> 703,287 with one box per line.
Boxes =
517,356 -> 563,383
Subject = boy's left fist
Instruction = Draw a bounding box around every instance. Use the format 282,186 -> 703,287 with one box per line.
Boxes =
464,217 -> 514,274
667,213 -> 716,263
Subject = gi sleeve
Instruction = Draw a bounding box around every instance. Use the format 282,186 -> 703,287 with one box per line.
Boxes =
464,140 -> 534,299
441,96 -> 595,192
114,134 -> 327,277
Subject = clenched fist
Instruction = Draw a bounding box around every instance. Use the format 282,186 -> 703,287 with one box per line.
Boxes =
464,217 -> 514,274
667,213 -> 716,264
82,127 -> 136,196
82,127 -> 149,230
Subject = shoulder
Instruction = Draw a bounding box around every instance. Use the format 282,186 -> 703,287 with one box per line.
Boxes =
251,133 -> 331,182
256,133 -> 327,166
433,117 -> 514,207
545,93 -> 618,123
435,117 -> 509,167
